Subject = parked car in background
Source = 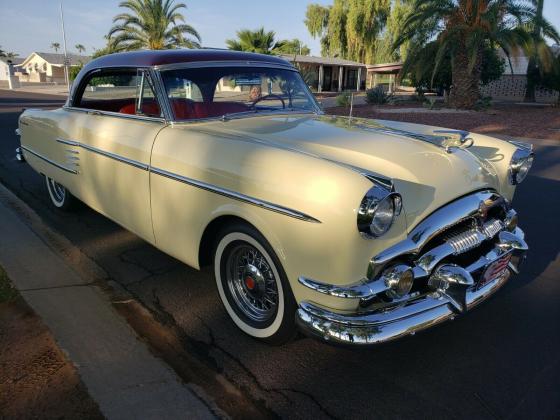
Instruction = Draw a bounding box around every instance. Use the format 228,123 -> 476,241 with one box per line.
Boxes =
16,50 -> 533,345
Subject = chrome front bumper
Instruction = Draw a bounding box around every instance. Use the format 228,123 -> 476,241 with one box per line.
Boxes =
296,191 -> 528,346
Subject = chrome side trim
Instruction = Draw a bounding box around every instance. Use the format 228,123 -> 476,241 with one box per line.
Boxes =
150,166 -> 321,223
20,146 -> 78,174
56,138 -> 149,171
54,137 -> 319,223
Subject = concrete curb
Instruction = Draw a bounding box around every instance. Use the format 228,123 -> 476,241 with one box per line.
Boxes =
0,183 -> 216,420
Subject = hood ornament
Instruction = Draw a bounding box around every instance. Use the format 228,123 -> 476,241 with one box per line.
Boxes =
433,130 -> 475,153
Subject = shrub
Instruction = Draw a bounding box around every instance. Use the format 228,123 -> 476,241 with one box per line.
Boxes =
365,86 -> 391,105
423,97 -> 437,110
474,96 -> 492,111
336,92 -> 351,107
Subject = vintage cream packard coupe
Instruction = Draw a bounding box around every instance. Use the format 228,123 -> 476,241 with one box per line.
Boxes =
16,50 -> 533,345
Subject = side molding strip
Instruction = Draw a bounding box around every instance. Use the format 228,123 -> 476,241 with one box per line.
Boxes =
150,166 -> 321,223
21,146 -> 78,174
54,137 -> 320,223
56,138 -> 148,171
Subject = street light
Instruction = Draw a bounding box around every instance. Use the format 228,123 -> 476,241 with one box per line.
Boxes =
60,0 -> 70,93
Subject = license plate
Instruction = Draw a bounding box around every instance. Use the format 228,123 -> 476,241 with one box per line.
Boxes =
479,253 -> 512,288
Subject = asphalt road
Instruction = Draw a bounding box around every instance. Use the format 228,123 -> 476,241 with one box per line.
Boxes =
1,89 -> 559,419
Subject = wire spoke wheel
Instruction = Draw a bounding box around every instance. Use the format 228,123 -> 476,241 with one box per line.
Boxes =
225,243 -> 278,323
214,227 -> 297,343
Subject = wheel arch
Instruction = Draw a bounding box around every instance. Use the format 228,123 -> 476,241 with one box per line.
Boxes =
198,213 -> 283,269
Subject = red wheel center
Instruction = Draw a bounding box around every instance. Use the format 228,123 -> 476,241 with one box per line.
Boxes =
245,276 -> 256,290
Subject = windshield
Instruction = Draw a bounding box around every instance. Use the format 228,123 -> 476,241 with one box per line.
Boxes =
160,66 -> 319,120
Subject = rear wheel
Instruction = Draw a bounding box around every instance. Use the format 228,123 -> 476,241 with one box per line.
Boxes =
214,223 -> 297,345
45,176 -> 76,211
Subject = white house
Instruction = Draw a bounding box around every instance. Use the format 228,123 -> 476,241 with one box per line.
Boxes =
0,57 -> 24,81
18,52 -> 90,83
480,46 -> 559,102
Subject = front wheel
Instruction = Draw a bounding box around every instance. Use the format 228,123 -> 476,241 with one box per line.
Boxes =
214,224 -> 297,345
45,176 -> 76,211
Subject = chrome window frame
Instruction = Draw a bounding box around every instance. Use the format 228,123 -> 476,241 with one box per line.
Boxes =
65,66 -> 168,124
154,61 -> 322,122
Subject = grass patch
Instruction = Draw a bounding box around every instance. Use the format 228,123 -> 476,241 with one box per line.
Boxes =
0,266 -> 18,303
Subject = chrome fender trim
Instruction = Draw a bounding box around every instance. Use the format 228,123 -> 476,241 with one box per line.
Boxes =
55,137 -> 321,223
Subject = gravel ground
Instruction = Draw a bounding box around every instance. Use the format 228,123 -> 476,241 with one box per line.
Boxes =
0,269 -> 104,419
326,103 -> 560,140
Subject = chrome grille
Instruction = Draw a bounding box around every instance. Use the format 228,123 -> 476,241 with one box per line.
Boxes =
444,218 -> 504,255
483,219 -> 503,238
446,229 -> 485,255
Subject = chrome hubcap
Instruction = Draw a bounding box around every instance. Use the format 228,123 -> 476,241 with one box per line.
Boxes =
225,244 -> 278,323
48,178 -> 66,203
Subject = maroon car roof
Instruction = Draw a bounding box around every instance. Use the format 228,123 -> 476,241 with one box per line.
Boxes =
85,49 -> 291,69
70,49 -> 294,104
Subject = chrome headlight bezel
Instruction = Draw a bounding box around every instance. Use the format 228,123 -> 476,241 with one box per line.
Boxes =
508,143 -> 534,185
357,185 -> 402,238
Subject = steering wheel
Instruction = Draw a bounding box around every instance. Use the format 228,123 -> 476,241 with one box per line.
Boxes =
250,94 -> 286,109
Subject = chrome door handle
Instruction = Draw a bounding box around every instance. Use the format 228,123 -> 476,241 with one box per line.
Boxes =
88,110 -> 102,116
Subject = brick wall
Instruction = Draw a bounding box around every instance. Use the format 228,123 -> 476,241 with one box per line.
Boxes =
481,75 -> 559,102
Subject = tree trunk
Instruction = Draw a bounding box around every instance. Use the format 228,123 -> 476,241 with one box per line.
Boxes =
449,47 -> 482,109
524,56 -> 538,102
525,0 -> 544,103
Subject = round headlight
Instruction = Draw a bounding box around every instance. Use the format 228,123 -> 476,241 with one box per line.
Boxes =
509,147 -> 534,185
357,186 -> 402,238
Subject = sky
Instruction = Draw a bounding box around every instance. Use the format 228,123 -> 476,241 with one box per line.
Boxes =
0,0 -> 559,58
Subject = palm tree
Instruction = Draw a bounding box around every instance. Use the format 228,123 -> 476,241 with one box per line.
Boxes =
273,39 -> 311,56
51,42 -> 61,53
226,28 -> 285,55
75,44 -> 86,54
0,47 -> 19,59
395,0 -> 536,109
523,0 -> 560,102
109,0 -> 201,50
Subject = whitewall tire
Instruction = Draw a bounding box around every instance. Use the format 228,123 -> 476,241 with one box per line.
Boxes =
45,176 -> 76,210
214,224 -> 297,344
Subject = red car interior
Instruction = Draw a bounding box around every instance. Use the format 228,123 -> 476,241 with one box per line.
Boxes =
170,99 -> 250,120
119,101 -> 161,117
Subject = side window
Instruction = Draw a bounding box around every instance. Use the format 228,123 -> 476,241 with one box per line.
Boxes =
164,76 -> 203,101
162,75 -> 204,120
76,69 -> 161,117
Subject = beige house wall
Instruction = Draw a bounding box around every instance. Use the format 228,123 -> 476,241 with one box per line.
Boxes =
20,53 -> 67,83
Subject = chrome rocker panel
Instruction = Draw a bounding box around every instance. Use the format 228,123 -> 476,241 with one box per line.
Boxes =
296,191 -> 528,346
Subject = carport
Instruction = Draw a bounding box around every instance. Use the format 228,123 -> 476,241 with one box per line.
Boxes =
282,55 -> 367,93
366,62 -> 403,93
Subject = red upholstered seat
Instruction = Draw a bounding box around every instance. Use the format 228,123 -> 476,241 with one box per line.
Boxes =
171,99 -> 195,119
119,101 -> 161,117
170,99 -> 249,120
119,103 -> 136,114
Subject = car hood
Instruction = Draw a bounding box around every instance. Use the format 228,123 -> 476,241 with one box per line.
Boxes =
204,114 -> 501,230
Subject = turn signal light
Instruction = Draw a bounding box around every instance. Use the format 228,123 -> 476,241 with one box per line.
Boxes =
383,264 -> 414,299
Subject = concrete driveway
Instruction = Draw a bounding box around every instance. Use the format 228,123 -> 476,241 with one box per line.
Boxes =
1,89 -> 559,419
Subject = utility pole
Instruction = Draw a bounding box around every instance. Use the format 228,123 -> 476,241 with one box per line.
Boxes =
60,0 -> 70,92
